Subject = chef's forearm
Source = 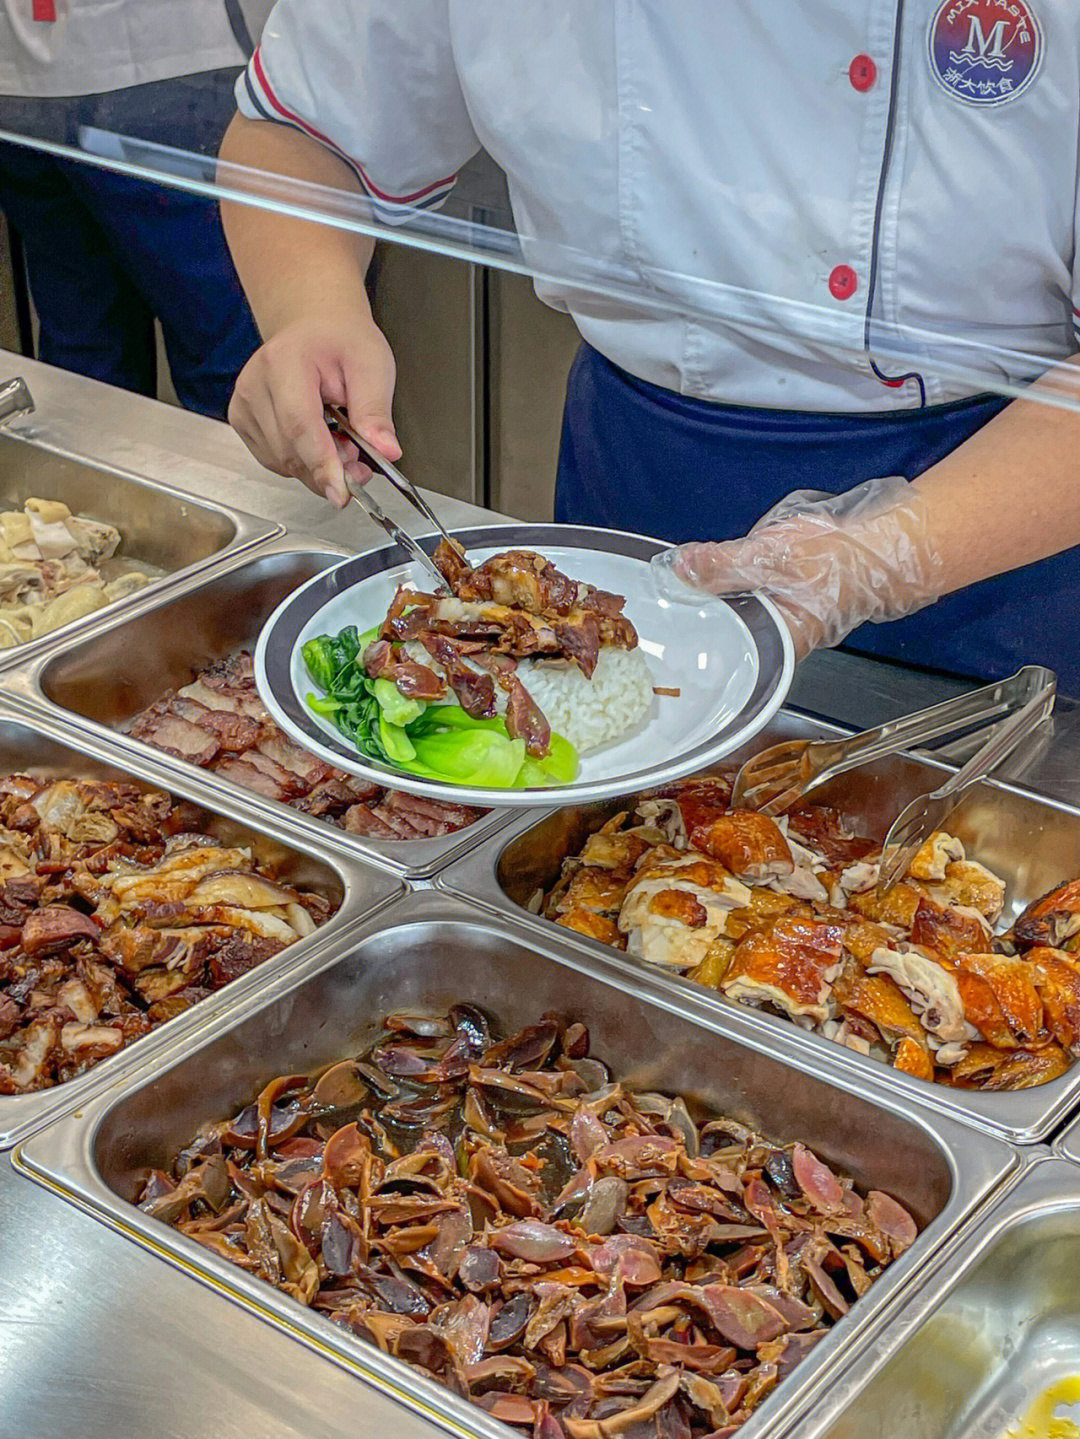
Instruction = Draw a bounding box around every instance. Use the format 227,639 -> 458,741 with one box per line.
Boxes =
218,114 -> 376,338
911,356 -> 1080,595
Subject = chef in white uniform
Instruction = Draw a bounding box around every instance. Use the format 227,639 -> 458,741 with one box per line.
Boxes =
0,0 -> 271,416
220,1 -> 1080,688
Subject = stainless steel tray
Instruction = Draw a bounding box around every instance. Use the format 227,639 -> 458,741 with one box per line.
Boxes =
786,1155 -> 1080,1439
16,889 -> 1017,1439
0,425 -> 279,668
1055,1111 -> 1080,1167
438,709 -> 1080,1144
0,698 -> 402,1150
1,541 -> 513,879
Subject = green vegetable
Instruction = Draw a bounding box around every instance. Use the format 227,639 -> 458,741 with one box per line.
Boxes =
301,637 -> 338,694
410,729 -> 526,788
379,712 -> 417,764
302,624 -> 580,788
515,732 -> 578,787
373,676 -> 424,728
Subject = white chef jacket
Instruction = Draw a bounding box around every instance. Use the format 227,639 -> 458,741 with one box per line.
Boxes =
0,1 -> 249,97
238,0 -> 1080,412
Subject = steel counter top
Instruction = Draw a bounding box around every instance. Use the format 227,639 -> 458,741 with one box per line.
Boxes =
2,353 -> 1080,1439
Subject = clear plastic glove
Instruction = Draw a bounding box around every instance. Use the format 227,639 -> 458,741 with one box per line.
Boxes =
651,476 -> 945,660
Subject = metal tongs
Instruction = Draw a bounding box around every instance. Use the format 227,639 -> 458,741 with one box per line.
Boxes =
731,664 -> 1056,890
324,403 -> 461,591
876,669 -> 1056,894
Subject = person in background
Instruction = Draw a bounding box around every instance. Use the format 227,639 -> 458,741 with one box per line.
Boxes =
0,1 -> 272,420
220,3 -> 1080,689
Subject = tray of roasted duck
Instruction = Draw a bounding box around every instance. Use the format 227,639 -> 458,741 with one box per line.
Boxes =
778,1155 -> 1080,1439
439,710 -> 1080,1143
0,419 -> 276,666
3,542 -> 512,877
0,700 -> 400,1149
15,890 -> 1014,1439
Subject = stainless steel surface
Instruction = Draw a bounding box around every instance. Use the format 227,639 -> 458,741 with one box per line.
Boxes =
6,539 -> 510,878
0,420 -> 278,670
0,374 -> 33,424
440,707 -> 1080,1143
876,669 -> 1056,895
788,1156 -> 1080,1439
17,888 -> 1016,1439
732,665 -> 1054,816
0,696 -> 401,1150
1055,1110 -> 1080,1167
0,1150 -> 443,1439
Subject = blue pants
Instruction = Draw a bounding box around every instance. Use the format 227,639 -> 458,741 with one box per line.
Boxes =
556,343 -> 1077,693
0,71 -> 259,420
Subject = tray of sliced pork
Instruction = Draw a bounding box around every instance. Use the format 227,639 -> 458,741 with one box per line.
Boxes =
0,419 -> 277,668
15,890 -> 1015,1439
438,709 -> 1080,1143
0,698 -> 401,1149
1,540 -> 513,878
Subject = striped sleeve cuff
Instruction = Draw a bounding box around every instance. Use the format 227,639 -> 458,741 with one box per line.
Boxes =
236,46 -> 458,221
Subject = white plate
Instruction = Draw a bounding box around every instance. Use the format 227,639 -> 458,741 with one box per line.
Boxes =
254,524 -> 794,806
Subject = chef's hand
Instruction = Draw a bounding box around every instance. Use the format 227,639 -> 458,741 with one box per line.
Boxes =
651,476 -> 946,660
228,302 -> 400,509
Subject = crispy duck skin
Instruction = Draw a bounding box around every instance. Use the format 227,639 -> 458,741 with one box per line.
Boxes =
1013,878 -> 1080,950
0,774 -> 335,1095
141,1005 -> 916,1437
127,649 -> 484,838
434,540 -> 628,620
540,774 -> 1080,1092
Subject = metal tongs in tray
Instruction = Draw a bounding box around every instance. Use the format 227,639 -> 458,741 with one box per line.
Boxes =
732,664 -> 1057,893
324,403 -> 460,591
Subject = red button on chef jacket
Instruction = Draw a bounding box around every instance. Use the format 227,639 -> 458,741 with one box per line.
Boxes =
828,265 -> 858,300
849,54 -> 877,91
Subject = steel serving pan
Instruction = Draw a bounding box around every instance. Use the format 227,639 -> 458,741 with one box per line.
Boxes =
0,540 -> 515,880
16,889 -> 1016,1439
0,425 -> 278,669
781,1155 -> 1080,1439
0,698 -> 402,1150
438,708 -> 1080,1144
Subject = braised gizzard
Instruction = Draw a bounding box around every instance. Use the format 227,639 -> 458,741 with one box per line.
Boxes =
138,1005 -> 917,1436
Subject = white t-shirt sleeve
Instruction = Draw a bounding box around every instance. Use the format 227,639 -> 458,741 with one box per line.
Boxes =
235,0 -> 480,215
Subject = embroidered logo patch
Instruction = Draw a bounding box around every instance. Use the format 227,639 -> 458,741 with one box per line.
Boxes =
928,0 -> 1042,105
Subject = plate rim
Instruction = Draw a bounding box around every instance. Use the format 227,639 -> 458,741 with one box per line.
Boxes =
254,523 -> 795,807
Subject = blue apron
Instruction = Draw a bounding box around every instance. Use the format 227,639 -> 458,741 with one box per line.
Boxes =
555,343 -> 1079,695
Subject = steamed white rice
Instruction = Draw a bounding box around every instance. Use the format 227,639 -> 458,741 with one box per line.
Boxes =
519,647 -> 654,754
402,639 -> 654,754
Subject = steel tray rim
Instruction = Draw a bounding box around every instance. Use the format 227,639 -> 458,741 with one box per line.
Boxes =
15,888 -> 1019,1439
0,695 -> 403,1150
